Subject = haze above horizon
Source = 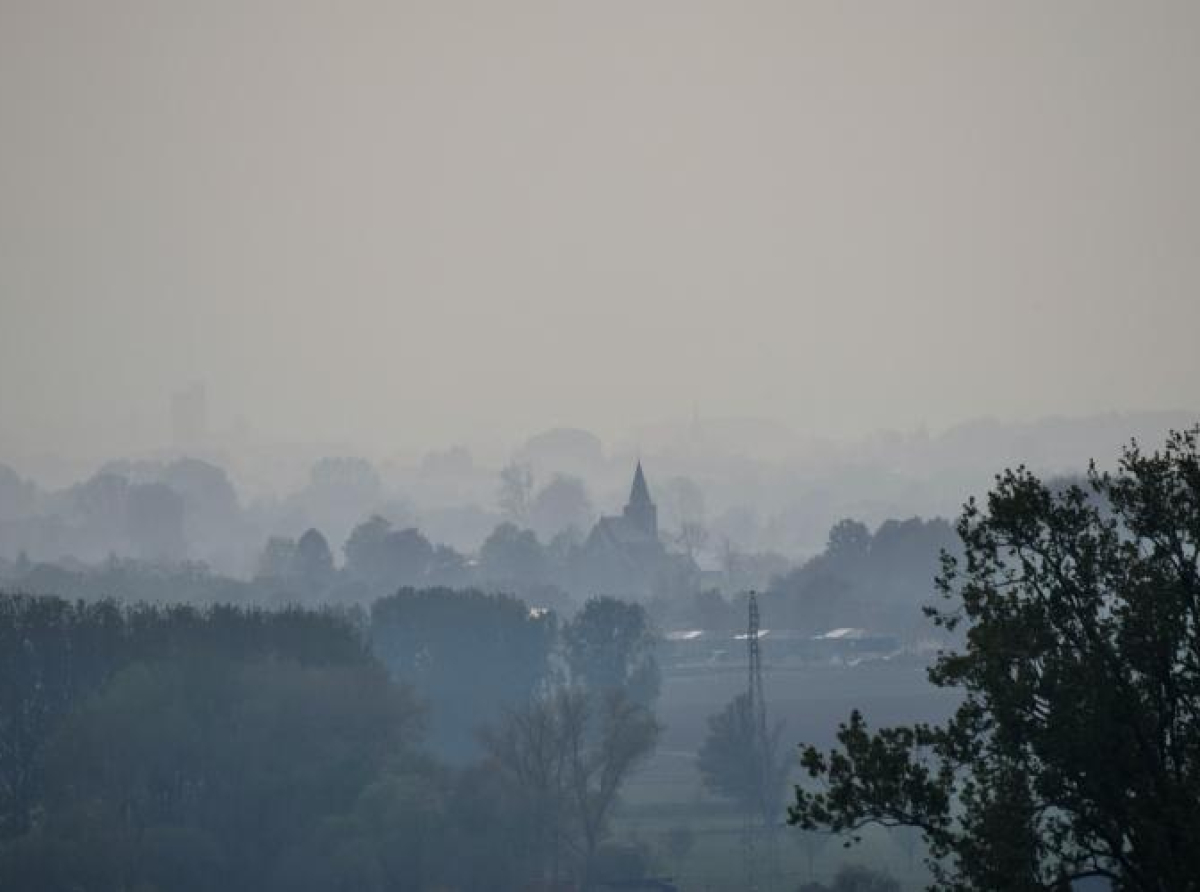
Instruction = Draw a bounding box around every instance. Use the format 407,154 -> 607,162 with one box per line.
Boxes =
3,1 -> 1199,464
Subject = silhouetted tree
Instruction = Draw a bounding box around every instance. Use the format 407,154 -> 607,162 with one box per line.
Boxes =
790,430 -> 1200,891
294,528 -> 333,580
528,474 -> 594,542
482,687 -> 659,891
498,462 -> 534,524
161,458 -> 240,530
2,656 -> 421,892
798,865 -> 900,892
563,596 -> 660,705
256,536 -> 297,580
825,518 -> 870,562
370,587 -> 555,760
479,521 -> 545,588
697,692 -> 790,826
0,595 -> 369,841
344,517 -> 434,590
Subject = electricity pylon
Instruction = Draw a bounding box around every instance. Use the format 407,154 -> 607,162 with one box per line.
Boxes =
743,591 -> 777,892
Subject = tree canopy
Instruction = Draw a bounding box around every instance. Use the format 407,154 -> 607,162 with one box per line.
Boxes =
562,596 -> 661,706
370,587 -> 556,760
789,429 -> 1200,891
697,692 -> 790,824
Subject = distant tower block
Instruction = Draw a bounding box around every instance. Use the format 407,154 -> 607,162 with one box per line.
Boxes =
171,382 -> 208,448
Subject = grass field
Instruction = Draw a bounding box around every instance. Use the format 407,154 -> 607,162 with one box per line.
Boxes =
609,658 -> 958,891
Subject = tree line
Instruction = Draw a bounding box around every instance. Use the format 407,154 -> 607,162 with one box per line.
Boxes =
0,590 -> 661,891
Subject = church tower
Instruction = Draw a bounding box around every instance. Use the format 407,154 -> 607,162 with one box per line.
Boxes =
622,461 -> 658,540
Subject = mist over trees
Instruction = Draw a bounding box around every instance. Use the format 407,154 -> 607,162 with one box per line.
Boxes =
5,430 -> 1200,889
5,413 -> 1190,593
3,0 -> 1197,883
761,517 -> 959,638
3,421 -> 1200,889
370,587 -> 556,760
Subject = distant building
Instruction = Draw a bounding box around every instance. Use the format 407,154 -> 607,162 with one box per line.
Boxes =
661,626 -> 901,668
580,462 -> 690,599
587,461 -> 659,551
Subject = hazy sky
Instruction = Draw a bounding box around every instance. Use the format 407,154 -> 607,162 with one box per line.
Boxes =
2,1 -> 1198,461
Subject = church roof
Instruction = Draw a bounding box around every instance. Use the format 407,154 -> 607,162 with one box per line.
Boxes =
629,461 -> 652,506
591,514 -> 655,548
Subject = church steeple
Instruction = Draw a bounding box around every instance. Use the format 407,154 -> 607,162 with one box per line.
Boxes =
623,461 -> 658,539
629,460 -> 652,506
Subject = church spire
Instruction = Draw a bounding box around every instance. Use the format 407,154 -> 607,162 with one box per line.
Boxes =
623,460 -> 658,538
605,460 -> 658,541
629,460 -> 652,506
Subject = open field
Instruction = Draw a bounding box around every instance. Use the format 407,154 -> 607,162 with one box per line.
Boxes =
612,658 -> 959,891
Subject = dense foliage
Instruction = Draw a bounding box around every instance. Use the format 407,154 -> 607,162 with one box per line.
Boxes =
0,588 -> 662,891
789,430 -> 1200,891
697,692 -> 790,824
370,586 -> 557,760
765,516 -> 958,636
563,595 -> 662,705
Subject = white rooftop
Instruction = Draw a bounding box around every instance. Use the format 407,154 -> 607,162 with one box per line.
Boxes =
816,627 -> 868,640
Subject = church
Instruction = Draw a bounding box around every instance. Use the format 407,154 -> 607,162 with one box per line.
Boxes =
586,461 -> 660,552
580,462 -> 690,599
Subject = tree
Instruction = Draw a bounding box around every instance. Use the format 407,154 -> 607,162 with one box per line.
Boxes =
4,655 -> 423,892
766,515 -> 957,635
370,587 -> 556,760
479,521 -> 546,588
697,692 -> 790,825
0,595 -> 371,840
563,596 -> 661,705
671,519 -> 709,561
256,536 -> 298,580
498,462 -> 535,524
482,687 -> 659,891
825,518 -> 870,562
344,515 -> 391,578
528,474 -> 594,542
427,543 -> 469,588
293,527 -> 334,588
661,476 -> 706,556
69,472 -> 130,555
344,517 -> 434,589
789,430 -> 1200,891
161,458 -> 240,531
798,865 -> 901,892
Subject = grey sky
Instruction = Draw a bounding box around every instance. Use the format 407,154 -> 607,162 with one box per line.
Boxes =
2,1 -> 1198,461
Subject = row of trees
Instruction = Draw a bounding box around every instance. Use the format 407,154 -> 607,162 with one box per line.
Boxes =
371,590 -> 659,759
255,514 -> 696,608
0,589 -> 662,891
762,516 -> 959,637
14,506 -> 951,640
0,457 -> 243,566
11,428 -> 1200,889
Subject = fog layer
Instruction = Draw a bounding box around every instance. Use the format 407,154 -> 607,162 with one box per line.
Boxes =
3,1 -> 1199,461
